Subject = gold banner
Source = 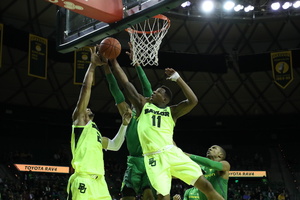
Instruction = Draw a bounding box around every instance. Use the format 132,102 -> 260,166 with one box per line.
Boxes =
74,46 -> 92,85
14,164 -> 69,174
28,34 -> 48,79
271,51 -> 293,89
0,24 -> 3,68
229,171 -> 267,177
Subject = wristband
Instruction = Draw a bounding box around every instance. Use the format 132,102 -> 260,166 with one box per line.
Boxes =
167,72 -> 180,82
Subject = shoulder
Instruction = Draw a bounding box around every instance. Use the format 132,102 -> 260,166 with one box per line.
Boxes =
220,160 -> 231,173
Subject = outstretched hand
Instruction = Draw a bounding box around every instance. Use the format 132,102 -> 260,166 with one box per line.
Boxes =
90,46 -> 108,66
173,194 -> 181,200
125,42 -> 133,61
165,68 -> 180,82
125,42 -> 140,67
122,108 -> 132,126
165,68 -> 176,77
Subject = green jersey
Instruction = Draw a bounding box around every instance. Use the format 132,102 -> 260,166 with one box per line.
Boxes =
183,187 -> 201,200
71,121 -> 104,175
199,166 -> 228,200
137,102 -> 175,154
125,109 -> 143,156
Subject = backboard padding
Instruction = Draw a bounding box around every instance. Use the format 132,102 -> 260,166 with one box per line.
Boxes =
56,0 -> 186,53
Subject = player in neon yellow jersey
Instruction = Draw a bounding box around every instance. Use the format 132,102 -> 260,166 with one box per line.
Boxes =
109,58 -> 224,200
67,46 -> 132,200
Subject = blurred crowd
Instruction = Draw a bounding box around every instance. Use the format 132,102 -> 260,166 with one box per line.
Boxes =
0,144 -> 294,200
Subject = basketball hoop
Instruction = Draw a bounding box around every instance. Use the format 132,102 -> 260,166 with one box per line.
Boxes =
125,14 -> 171,66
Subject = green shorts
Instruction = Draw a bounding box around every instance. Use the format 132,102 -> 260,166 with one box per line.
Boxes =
144,146 -> 202,196
121,156 -> 152,195
67,173 -> 111,200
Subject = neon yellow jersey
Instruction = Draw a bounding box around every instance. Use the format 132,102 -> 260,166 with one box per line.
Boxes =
137,102 -> 175,154
71,120 -> 104,175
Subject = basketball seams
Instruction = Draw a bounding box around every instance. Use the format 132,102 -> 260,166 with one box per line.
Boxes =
98,37 -> 121,59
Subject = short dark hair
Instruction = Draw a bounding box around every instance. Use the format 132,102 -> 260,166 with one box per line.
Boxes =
161,85 -> 173,102
219,146 -> 226,160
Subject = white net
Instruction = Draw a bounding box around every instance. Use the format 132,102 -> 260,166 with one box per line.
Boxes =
126,14 -> 170,66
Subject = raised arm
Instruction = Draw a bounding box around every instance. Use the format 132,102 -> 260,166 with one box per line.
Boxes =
102,64 -> 130,116
110,58 -> 146,116
72,46 -> 106,124
129,42 -> 152,98
165,68 -> 198,121
135,65 -> 152,97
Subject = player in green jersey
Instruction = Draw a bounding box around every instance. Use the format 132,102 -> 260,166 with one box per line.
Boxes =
109,58 -> 224,200
67,46 -> 132,200
173,188 -> 200,200
102,65 -> 155,200
190,145 -> 230,200
173,145 -> 230,200
101,42 -> 155,200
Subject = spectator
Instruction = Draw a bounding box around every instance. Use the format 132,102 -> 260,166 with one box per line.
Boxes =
278,192 -> 286,200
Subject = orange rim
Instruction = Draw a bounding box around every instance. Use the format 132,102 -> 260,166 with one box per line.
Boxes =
125,14 -> 171,34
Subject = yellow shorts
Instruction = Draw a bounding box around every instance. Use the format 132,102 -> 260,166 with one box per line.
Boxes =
67,173 -> 111,200
144,146 -> 202,196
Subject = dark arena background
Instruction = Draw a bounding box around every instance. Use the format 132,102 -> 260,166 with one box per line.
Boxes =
1,0 -> 300,199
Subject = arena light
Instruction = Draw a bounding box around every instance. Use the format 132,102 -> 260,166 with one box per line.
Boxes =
223,1 -> 236,11
293,0 -> 300,8
244,5 -> 254,12
181,1 -> 191,8
201,0 -> 215,13
271,2 -> 281,10
175,0 -> 300,17
234,4 -> 244,11
282,2 -> 292,9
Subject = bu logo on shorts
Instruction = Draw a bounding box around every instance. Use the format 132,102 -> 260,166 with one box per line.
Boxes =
78,183 -> 87,193
149,158 -> 156,166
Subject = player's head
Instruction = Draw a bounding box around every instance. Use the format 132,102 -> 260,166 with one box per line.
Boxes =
151,85 -> 172,106
206,145 -> 226,161
86,108 -> 95,120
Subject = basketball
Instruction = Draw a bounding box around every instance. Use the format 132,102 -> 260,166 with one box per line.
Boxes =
98,37 -> 121,59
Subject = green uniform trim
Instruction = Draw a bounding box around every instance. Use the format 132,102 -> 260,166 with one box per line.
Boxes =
106,73 -> 125,104
189,155 -> 228,200
135,66 -> 152,97
189,155 -> 223,171
199,166 -> 228,200
183,187 -> 201,200
125,110 -> 143,156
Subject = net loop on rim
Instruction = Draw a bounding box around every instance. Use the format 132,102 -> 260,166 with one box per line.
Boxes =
125,14 -> 170,66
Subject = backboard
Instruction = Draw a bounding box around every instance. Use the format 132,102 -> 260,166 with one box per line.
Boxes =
53,0 -> 187,53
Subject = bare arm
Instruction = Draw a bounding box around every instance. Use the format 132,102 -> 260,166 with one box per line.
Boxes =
110,58 -> 146,116
165,68 -> 198,122
72,47 -> 106,125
